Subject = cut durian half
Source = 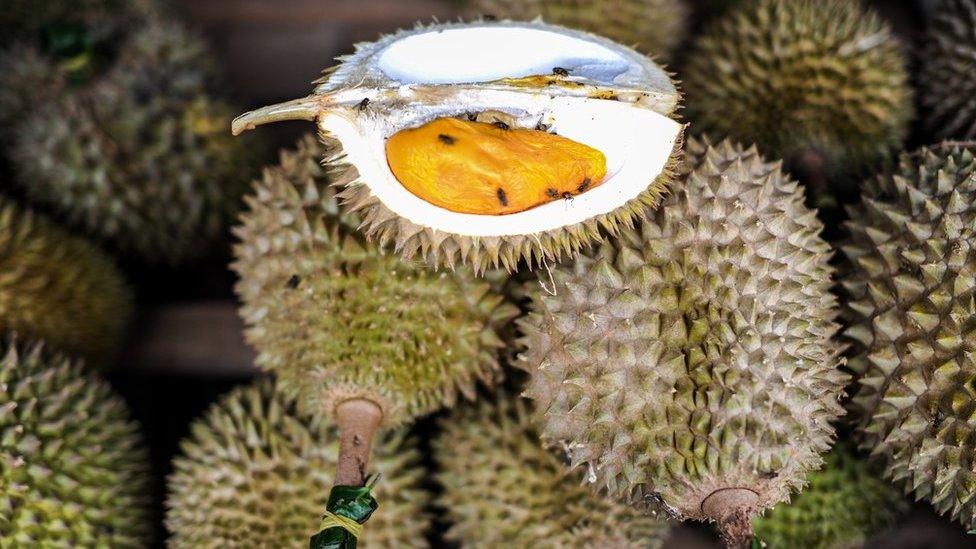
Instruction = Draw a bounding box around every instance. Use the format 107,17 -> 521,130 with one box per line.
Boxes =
233,20 -> 683,272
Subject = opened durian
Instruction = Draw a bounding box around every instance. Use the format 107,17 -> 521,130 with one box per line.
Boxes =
0,195 -> 131,363
842,142 -> 976,529
233,20 -> 683,273
1,339 -> 151,547
682,0 -> 912,191
753,442 -> 907,549
919,0 -> 976,140
7,19 -> 256,263
233,135 -> 519,485
436,393 -> 672,548
464,0 -> 688,59
518,138 -> 847,547
166,380 -> 430,548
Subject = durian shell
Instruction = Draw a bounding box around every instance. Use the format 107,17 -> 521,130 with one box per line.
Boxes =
842,142 -> 976,529
464,0 -> 689,58
232,135 -> 520,425
435,393 -> 671,548
682,0 -> 912,189
919,0 -> 976,140
0,338 -> 151,547
753,442 -> 908,549
165,379 -> 430,548
0,195 -> 131,364
9,19 -> 258,263
518,137 -> 847,526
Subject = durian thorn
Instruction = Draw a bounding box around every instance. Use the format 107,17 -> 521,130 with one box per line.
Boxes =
701,488 -> 759,549
334,398 -> 384,487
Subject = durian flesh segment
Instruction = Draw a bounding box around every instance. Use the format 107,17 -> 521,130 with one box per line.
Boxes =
385,117 -> 607,215
324,91 -> 680,237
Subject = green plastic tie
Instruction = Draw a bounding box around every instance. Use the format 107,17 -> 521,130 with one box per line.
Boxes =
309,475 -> 380,549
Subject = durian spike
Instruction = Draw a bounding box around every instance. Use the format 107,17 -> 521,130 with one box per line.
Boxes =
334,399 -> 384,486
702,488 -> 759,549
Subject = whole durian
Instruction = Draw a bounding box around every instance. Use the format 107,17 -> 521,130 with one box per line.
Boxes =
0,195 -> 131,363
233,135 -> 519,427
0,339 -> 151,547
9,19 -> 257,263
166,380 -> 430,548
842,142 -> 976,529
435,394 -> 672,548
465,0 -> 689,58
233,20 -> 683,273
753,443 -> 908,549
919,0 -> 976,140
682,0 -> 912,190
0,0 -> 151,47
518,138 -> 848,546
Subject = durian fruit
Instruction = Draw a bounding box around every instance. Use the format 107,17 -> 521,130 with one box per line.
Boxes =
841,142 -> 976,529
232,20 -> 683,273
232,135 -> 519,484
518,138 -> 848,547
0,195 -> 132,363
436,394 -> 672,548
918,0 -> 976,140
753,442 -> 908,549
0,0 -> 152,47
464,0 -> 688,58
0,338 -> 151,547
682,0 -> 912,190
166,380 -> 430,548
9,19 -> 257,263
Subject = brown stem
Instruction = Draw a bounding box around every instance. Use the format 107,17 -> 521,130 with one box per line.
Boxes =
701,488 -> 759,549
334,399 -> 383,487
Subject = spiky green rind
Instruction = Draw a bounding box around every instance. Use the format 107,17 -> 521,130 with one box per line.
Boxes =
436,394 -> 671,548
753,443 -> 908,549
465,0 -> 688,58
0,196 -> 131,363
841,142 -> 976,529
166,380 -> 430,548
233,136 -> 520,425
10,20 -> 257,263
332,128 -> 684,274
683,0 -> 912,187
1,339 -> 151,547
919,0 -> 976,140
518,137 -> 847,521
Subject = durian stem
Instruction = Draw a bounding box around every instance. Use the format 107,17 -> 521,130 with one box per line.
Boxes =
334,399 -> 383,486
701,488 -> 759,549
231,96 -> 324,135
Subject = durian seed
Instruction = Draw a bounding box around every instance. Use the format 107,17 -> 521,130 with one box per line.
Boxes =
552,66 -> 569,76
385,117 -> 607,215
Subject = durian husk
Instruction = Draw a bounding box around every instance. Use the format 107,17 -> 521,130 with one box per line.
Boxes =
232,135 -> 520,426
166,379 -> 430,548
842,141 -> 976,529
682,0 -> 912,189
464,0 -> 688,58
753,442 -> 908,549
0,195 -> 131,364
918,0 -> 976,140
435,393 -> 671,548
0,338 -> 151,547
518,137 -> 847,542
9,19 -> 258,263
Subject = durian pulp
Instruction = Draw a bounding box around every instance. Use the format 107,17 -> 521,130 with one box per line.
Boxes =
385,117 -> 608,215
233,22 -> 682,238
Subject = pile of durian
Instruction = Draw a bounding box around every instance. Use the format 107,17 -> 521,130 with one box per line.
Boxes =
3,0 -> 976,547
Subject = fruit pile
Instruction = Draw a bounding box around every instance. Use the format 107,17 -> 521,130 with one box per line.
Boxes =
2,0 -> 975,547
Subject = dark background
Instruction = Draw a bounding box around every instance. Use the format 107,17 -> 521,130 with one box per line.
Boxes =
104,0 -> 976,546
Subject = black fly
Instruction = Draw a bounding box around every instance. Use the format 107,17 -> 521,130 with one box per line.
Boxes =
577,178 -> 591,193
552,66 -> 569,76
357,97 -> 369,111
496,188 -> 508,207
286,274 -> 301,289
493,120 -> 510,130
